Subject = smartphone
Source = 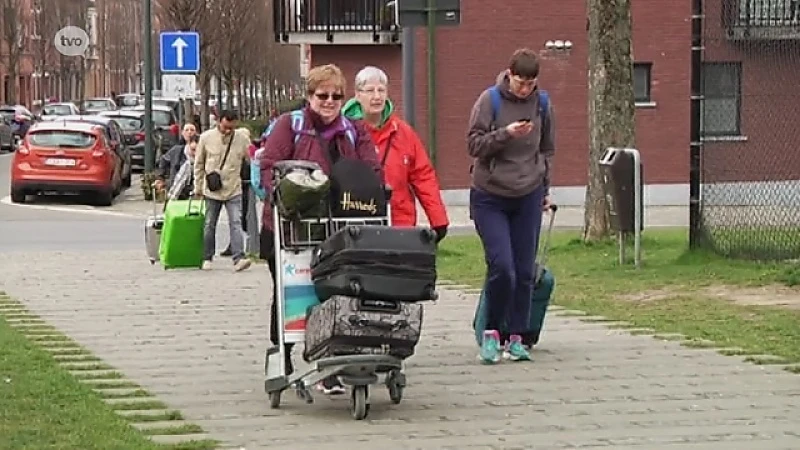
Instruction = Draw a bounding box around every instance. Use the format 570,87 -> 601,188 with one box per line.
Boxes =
519,118 -> 532,123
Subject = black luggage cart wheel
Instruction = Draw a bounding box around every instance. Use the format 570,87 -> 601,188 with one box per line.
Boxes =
351,385 -> 369,420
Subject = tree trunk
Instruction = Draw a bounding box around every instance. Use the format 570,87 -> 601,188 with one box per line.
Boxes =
584,0 -> 636,241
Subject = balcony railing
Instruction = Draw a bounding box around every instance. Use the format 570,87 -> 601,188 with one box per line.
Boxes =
723,0 -> 800,39
274,0 -> 399,44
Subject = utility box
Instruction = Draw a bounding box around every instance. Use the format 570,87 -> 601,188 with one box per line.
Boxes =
599,148 -> 644,233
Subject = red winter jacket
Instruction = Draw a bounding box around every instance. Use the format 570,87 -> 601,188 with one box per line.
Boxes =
364,115 -> 449,228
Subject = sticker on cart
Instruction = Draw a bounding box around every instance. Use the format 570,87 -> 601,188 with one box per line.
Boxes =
281,250 -> 321,333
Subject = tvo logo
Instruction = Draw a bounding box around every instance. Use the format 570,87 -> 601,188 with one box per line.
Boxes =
54,26 -> 90,57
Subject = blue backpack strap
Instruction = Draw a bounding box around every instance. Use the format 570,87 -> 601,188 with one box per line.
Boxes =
341,117 -> 357,147
488,86 -> 502,125
538,90 -> 550,123
289,109 -> 305,144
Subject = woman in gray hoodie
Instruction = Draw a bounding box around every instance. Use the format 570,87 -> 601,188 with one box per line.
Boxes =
466,48 -> 555,364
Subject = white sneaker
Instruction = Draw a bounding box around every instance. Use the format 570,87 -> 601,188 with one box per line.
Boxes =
234,259 -> 252,272
201,261 -> 212,270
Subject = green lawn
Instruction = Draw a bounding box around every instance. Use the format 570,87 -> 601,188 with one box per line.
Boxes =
0,295 -> 218,450
437,228 -> 800,369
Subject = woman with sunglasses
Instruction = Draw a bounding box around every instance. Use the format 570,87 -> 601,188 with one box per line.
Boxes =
259,64 -> 382,396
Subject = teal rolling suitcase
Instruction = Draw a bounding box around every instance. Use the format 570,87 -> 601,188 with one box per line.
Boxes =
473,205 -> 557,348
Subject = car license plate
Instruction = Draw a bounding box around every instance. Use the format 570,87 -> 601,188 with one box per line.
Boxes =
44,158 -> 76,167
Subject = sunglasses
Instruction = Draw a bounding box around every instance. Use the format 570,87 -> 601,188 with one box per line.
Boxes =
314,92 -> 345,101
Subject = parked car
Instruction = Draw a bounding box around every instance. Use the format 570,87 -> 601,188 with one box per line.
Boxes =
41,102 -> 80,121
0,117 -> 15,152
10,120 -> 125,206
98,110 -> 146,172
55,115 -> 132,188
130,104 -> 180,154
80,98 -> 117,114
114,93 -> 142,108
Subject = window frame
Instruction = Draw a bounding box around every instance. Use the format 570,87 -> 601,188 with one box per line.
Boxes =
633,62 -> 653,104
701,61 -> 742,137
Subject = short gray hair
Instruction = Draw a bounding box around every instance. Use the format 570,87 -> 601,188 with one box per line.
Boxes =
354,66 -> 389,90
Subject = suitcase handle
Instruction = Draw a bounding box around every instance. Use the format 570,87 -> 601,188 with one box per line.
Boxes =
348,315 -> 409,331
534,203 -> 557,284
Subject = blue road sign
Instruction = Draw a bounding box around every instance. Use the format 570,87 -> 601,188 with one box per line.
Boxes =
160,31 -> 200,73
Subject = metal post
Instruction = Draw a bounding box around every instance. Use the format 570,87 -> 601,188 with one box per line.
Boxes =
689,0 -> 703,248
245,187 -> 260,255
142,0 -> 155,173
401,28 -> 416,128
426,0 -> 437,166
631,148 -> 642,269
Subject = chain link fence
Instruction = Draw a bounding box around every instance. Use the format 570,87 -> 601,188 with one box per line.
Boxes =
696,0 -> 800,260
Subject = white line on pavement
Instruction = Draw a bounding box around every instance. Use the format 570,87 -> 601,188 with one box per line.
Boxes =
0,195 -> 141,218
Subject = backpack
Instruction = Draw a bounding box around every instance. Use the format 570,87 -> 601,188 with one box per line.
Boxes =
488,85 -> 550,129
250,110 -> 358,200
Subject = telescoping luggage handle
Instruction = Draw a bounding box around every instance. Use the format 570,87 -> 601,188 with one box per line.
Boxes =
534,204 -> 558,284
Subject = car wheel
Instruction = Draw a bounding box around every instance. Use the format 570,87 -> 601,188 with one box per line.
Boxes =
93,190 -> 114,207
10,188 -> 26,204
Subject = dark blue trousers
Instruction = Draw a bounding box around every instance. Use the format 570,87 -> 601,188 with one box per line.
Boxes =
470,186 -> 545,335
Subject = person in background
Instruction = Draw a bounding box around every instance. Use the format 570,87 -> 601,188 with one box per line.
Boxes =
193,110 -> 252,272
466,48 -> 555,364
342,66 -> 449,239
221,128 -> 253,257
259,63 -> 382,396
155,123 -> 198,199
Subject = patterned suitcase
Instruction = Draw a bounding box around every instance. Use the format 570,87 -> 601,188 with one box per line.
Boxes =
303,295 -> 423,363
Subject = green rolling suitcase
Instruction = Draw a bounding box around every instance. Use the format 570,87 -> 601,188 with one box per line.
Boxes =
473,205 -> 558,348
159,199 -> 205,269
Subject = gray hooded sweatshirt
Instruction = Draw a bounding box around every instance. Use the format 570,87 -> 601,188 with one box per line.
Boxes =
466,71 -> 555,198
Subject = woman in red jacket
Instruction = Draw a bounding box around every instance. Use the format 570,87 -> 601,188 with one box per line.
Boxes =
342,66 -> 449,240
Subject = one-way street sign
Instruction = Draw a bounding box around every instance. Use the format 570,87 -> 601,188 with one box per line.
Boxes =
160,31 -> 200,73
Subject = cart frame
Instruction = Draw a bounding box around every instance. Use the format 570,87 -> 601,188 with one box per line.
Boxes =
264,165 -> 406,420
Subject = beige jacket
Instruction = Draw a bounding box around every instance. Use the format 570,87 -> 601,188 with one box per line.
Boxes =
193,127 -> 250,201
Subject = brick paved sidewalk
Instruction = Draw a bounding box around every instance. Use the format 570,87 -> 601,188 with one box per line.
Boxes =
1,250 -> 799,449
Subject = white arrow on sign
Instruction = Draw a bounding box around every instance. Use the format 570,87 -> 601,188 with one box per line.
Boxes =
171,37 -> 188,68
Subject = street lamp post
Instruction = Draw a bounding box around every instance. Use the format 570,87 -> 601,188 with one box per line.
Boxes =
142,0 -> 154,173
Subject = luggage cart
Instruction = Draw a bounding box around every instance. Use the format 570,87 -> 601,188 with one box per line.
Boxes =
264,163 -> 406,420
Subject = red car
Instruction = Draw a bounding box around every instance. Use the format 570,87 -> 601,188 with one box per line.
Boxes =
10,121 -> 124,206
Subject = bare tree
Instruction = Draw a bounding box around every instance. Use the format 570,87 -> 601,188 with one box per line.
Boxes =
1,0 -> 25,104
584,0 -> 636,241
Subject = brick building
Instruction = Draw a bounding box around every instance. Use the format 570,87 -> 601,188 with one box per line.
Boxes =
276,0 -> 798,206
0,0 -> 35,106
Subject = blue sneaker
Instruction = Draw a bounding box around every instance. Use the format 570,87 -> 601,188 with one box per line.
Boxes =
503,334 -> 532,361
479,330 -> 501,364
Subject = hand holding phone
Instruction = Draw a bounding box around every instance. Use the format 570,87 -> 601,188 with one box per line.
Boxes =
506,119 -> 534,137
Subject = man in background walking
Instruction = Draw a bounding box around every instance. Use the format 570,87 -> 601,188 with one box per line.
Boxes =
193,110 -> 252,272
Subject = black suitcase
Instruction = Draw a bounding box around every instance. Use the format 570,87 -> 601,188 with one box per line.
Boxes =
303,295 -> 423,362
310,225 -> 438,302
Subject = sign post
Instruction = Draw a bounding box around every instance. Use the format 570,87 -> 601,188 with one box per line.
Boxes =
158,30 -> 201,134
159,31 -> 200,74
397,0 -> 461,166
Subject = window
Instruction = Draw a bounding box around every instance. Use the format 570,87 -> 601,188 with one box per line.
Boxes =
702,62 -> 741,136
633,63 -> 652,103
29,131 -> 96,148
